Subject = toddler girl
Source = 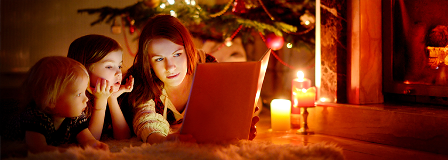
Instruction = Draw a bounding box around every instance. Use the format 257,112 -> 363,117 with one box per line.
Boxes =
67,34 -> 134,140
21,56 -> 109,153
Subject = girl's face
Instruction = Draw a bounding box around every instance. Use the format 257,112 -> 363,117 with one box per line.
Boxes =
53,75 -> 89,117
148,38 -> 188,87
89,50 -> 123,92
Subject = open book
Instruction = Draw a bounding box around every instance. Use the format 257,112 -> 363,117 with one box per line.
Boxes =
180,49 -> 271,143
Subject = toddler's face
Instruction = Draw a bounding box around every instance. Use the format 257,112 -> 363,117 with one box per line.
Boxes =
89,50 -> 123,92
148,38 -> 188,87
53,75 -> 89,117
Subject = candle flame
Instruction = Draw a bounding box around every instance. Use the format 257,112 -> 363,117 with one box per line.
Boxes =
297,71 -> 304,81
301,88 -> 307,93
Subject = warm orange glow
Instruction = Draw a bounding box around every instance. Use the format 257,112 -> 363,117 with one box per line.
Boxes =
301,88 -> 307,93
319,97 -> 328,102
305,20 -> 310,25
292,87 -> 316,107
270,99 -> 291,131
297,71 -> 304,82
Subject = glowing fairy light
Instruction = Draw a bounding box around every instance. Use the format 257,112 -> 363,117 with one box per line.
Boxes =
168,0 -> 175,5
185,0 -> 190,5
225,38 -> 233,47
191,0 -> 196,5
160,3 -> 166,9
170,10 -> 177,17
305,20 -> 310,25
287,43 -> 293,48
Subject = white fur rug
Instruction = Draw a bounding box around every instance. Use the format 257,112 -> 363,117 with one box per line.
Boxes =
4,137 -> 344,160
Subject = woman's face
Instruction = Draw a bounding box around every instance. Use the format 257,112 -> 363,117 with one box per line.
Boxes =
148,38 -> 188,87
89,50 -> 123,92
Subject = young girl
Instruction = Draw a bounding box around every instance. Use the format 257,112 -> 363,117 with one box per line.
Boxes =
21,56 -> 109,153
123,14 -> 259,144
67,34 -> 134,140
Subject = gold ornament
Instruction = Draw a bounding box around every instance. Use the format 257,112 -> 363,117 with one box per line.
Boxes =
143,0 -> 161,8
111,18 -> 122,34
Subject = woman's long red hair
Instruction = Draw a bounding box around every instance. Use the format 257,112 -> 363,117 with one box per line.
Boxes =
124,14 -> 205,108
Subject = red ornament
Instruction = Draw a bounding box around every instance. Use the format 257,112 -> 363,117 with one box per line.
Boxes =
232,0 -> 247,14
126,16 -> 136,34
265,33 -> 284,50
129,25 -> 136,34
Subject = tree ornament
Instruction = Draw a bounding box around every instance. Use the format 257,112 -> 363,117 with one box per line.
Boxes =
129,25 -> 136,34
232,0 -> 247,14
143,0 -> 161,8
111,18 -> 121,34
266,33 -> 284,50
300,10 -> 315,29
126,16 -> 136,34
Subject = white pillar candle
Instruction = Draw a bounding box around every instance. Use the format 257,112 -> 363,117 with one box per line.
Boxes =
270,99 -> 291,131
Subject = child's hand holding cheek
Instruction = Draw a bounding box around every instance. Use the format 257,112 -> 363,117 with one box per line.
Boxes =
88,78 -> 114,109
87,78 -> 115,139
110,75 -> 134,99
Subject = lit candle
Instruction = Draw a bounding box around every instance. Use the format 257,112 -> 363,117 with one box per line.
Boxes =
293,87 -> 316,107
270,99 -> 291,131
291,71 -> 312,113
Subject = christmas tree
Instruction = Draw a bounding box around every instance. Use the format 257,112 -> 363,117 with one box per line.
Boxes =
78,0 -> 315,54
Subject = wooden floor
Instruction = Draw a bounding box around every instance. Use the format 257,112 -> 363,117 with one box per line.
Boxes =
254,108 -> 448,160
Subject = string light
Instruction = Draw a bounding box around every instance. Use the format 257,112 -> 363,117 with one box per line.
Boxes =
79,0 -> 317,67
225,38 -> 233,47
209,0 -> 233,18
258,0 -> 275,20
208,25 -> 242,54
170,10 -> 177,17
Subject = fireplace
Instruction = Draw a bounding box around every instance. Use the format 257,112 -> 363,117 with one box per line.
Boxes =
382,0 -> 448,105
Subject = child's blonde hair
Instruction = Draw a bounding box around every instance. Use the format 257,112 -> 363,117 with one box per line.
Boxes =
22,56 -> 89,113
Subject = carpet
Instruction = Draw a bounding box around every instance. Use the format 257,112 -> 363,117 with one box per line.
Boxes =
3,137 -> 344,160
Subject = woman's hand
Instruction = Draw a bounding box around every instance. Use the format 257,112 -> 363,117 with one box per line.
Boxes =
249,106 -> 260,140
110,75 -> 134,99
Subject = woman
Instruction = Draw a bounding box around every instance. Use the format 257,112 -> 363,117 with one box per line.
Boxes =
123,14 -> 259,144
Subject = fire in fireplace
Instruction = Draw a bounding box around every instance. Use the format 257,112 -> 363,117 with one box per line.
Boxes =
382,0 -> 448,105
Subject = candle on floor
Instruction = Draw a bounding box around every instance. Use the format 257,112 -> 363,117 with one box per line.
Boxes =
270,99 -> 291,131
